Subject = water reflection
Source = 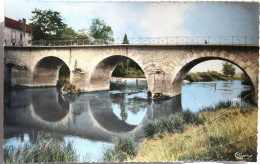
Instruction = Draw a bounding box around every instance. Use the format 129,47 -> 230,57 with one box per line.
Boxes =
32,89 -> 70,122
4,80 -> 253,162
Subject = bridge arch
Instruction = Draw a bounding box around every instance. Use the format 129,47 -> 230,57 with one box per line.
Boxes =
171,56 -> 257,102
33,56 -> 71,87
88,55 -> 148,92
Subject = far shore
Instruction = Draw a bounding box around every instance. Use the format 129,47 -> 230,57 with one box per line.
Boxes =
111,77 -> 146,82
111,77 -> 191,83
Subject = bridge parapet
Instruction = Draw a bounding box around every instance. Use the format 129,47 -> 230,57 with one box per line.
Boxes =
4,36 -> 258,47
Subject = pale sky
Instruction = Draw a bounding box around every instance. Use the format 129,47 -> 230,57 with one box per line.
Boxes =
4,0 -> 259,73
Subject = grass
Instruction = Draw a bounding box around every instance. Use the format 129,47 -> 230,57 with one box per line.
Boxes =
142,110 -> 203,139
103,134 -> 139,162
4,138 -> 78,163
130,106 -> 258,162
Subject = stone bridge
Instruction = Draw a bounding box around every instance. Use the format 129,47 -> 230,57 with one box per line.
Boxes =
4,45 -> 259,102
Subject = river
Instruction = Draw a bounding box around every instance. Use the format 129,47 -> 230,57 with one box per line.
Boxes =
4,80 -> 253,162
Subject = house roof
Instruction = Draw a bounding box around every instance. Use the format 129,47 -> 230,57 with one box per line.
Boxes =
5,17 -> 32,33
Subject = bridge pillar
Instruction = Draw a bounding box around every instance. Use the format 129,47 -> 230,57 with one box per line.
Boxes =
70,71 -> 89,91
10,67 -> 33,87
147,69 -> 173,97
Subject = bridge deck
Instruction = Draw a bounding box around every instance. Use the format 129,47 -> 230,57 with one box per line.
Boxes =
4,44 -> 259,49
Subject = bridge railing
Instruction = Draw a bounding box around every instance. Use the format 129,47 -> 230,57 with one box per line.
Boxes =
4,36 -> 259,47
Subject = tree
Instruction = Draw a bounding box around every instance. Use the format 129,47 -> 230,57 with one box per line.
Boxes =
222,62 -> 235,77
122,34 -> 129,44
60,27 -> 78,39
89,19 -> 113,44
60,27 -> 89,40
30,9 -> 67,40
77,27 -> 89,39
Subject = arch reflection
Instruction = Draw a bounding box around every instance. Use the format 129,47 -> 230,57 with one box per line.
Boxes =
31,88 -> 70,122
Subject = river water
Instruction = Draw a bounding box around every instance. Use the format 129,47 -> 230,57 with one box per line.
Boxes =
4,80 -> 253,162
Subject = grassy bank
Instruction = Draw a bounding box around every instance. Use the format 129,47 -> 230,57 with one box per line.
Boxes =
131,106 -> 257,162
184,71 -> 240,82
102,99 -> 257,162
4,138 -> 79,163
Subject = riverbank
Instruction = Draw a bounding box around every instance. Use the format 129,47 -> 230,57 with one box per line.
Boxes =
130,106 -> 257,162
111,77 -> 146,82
184,71 -> 240,82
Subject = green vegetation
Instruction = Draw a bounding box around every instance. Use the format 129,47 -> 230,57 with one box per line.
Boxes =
143,110 -> 202,139
89,18 -> 114,44
57,64 -> 82,93
103,134 -> 138,162
60,27 -> 89,40
185,71 -> 226,82
102,97 -> 256,162
112,59 -> 145,78
241,73 -> 252,85
30,9 -> 89,40
4,138 -> 78,163
222,62 -> 236,77
122,34 -> 129,44
184,71 -> 242,82
30,9 -> 68,40
131,106 -> 257,162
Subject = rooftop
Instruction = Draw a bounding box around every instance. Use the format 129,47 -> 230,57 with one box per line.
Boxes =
5,17 -> 32,33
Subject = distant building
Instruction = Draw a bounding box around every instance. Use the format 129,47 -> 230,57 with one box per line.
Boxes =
4,17 -> 33,46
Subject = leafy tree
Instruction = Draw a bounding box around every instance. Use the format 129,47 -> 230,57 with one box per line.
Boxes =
89,19 -> 114,44
60,27 -> 89,40
222,62 -> 235,77
30,9 -> 67,40
122,34 -> 129,44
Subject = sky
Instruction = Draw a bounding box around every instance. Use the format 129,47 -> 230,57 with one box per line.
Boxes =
4,0 -> 259,73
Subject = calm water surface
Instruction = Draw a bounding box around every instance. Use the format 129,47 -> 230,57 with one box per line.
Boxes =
4,80 -> 252,162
